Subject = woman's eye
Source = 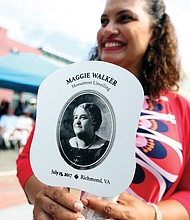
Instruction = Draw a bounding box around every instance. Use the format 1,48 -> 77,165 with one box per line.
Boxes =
80,115 -> 87,120
119,14 -> 133,23
101,18 -> 108,27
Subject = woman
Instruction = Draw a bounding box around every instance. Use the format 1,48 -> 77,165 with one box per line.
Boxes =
60,102 -> 109,169
16,0 -> 190,219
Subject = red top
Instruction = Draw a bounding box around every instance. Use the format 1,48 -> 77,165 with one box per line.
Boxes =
16,92 -> 190,216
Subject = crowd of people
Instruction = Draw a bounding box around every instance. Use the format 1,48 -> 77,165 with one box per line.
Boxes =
0,99 -> 34,152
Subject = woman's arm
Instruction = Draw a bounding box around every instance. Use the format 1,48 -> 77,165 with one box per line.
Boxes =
16,125 -> 35,192
24,175 -> 45,204
159,199 -> 189,220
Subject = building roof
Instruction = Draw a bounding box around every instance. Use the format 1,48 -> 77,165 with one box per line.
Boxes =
0,27 -> 40,57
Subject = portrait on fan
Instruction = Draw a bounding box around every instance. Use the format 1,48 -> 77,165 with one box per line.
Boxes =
56,90 -> 115,170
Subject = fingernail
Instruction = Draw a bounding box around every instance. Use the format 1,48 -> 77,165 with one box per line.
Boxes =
74,202 -> 83,211
81,198 -> 88,206
77,215 -> 85,220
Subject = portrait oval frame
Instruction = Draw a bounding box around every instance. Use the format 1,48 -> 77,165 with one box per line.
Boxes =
56,89 -> 115,170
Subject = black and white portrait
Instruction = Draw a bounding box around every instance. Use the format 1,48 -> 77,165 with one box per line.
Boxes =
57,90 -> 115,170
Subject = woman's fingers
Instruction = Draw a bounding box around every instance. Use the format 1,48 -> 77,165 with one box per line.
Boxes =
33,207 -> 53,220
81,193 -> 153,220
33,186 -> 85,220
43,186 -> 83,212
82,196 -> 133,220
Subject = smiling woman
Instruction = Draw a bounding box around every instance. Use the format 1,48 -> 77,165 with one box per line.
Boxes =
16,0 -> 190,219
0,0 -> 189,72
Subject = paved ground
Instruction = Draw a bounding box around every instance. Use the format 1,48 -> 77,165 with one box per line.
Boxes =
0,149 -> 33,220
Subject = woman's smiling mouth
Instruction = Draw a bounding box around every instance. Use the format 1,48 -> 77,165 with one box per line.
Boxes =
103,40 -> 126,50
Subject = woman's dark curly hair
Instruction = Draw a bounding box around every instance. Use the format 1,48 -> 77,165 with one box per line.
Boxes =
89,0 -> 181,99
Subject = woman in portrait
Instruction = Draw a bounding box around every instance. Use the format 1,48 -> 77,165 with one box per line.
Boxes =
62,102 -> 109,169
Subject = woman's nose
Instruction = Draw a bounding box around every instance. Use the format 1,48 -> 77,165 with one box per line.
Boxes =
103,22 -> 119,38
76,119 -> 81,125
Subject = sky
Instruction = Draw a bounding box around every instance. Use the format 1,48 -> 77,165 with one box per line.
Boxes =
0,0 -> 190,74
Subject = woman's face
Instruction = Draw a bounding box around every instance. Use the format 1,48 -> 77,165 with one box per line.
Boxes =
73,107 -> 94,137
97,0 -> 152,78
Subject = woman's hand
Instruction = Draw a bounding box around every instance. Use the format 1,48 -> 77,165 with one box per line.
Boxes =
33,186 -> 85,220
82,192 -> 155,220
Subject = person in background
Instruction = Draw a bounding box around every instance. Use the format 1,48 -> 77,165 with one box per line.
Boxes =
15,100 -> 24,116
13,108 -> 34,153
0,107 -> 18,149
16,0 -> 190,219
28,98 -> 37,120
0,99 -> 9,117
0,99 -> 10,149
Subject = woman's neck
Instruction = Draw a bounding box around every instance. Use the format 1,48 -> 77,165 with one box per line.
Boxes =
75,134 -> 96,149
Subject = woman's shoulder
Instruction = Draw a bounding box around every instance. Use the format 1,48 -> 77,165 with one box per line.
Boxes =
166,91 -> 190,111
69,136 -> 77,148
166,91 -> 190,134
90,135 -> 109,149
